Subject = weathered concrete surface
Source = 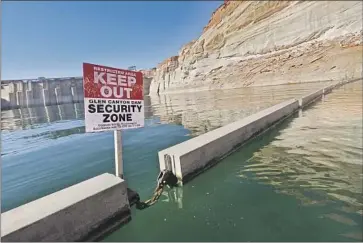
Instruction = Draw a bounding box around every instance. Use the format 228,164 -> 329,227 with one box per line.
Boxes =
1,77 -> 84,110
323,83 -> 337,94
127,188 -> 140,207
158,99 -> 299,183
1,76 -> 152,110
298,88 -> 325,107
1,173 -> 131,242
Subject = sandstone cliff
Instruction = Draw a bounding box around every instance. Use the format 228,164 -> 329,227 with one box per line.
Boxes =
150,1 -> 362,95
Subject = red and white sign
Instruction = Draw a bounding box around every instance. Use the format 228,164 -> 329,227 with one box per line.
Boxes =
83,63 -> 144,132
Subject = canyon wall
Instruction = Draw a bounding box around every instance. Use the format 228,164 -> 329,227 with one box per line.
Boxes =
150,1 -> 363,95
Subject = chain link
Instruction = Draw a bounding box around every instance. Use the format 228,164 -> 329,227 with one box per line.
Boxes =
135,184 -> 165,210
135,170 -> 178,210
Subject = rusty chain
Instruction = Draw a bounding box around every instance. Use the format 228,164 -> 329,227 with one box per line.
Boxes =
135,170 -> 178,210
135,184 -> 165,210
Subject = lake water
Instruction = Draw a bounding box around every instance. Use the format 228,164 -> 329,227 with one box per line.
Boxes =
1,81 -> 362,241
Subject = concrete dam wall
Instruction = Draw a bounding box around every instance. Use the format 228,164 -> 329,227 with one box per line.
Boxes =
1,77 -> 84,110
1,77 -> 153,110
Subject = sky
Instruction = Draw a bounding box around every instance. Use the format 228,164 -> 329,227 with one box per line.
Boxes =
1,1 -> 222,80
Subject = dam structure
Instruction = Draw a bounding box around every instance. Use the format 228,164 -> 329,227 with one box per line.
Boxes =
1,77 -> 84,110
1,75 -> 153,110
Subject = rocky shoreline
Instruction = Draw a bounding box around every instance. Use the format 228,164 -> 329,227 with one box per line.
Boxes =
147,1 -> 362,95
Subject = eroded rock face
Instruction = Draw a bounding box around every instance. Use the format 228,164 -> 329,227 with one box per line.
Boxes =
150,1 -> 363,94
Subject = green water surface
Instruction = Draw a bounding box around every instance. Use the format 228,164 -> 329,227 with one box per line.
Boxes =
1,82 -> 362,241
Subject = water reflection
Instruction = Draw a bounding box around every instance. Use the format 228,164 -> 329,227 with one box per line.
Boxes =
242,81 -> 363,215
1,96 -> 155,132
160,186 -> 184,209
1,103 -> 85,131
149,82 -> 333,136
2,82 -> 331,134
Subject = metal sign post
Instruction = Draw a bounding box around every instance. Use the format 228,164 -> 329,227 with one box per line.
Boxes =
114,130 -> 123,179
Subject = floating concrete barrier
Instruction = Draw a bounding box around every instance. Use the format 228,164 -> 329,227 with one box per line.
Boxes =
298,88 -> 325,107
1,173 -> 131,242
334,78 -> 362,89
323,82 -> 340,94
158,99 -> 299,184
157,80 -> 359,185
299,79 -> 360,107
